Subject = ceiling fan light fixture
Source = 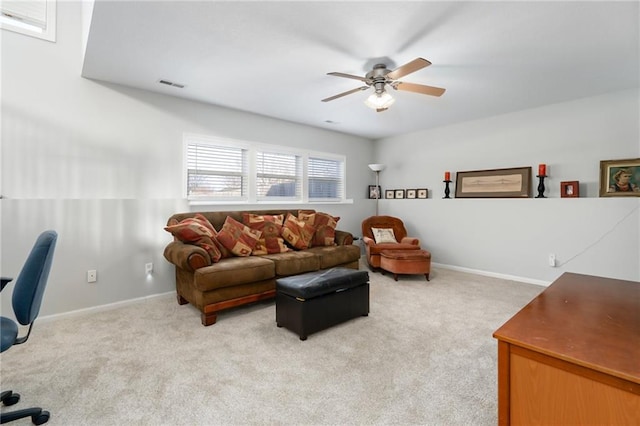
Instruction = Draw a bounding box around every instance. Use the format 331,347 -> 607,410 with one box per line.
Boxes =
364,91 -> 395,110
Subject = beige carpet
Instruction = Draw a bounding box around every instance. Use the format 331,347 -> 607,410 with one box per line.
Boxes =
0,261 -> 542,425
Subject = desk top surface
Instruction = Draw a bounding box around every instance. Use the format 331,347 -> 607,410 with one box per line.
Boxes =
493,272 -> 640,383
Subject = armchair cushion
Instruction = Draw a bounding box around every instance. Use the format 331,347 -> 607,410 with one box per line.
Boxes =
371,227 -> 398,244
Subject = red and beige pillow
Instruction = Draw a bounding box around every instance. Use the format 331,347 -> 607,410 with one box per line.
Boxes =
217,216 -> 262,257
299,210 -> 340,247
164,214 -> 222,262
242,213 -> 289,255
281,213 -> 316,250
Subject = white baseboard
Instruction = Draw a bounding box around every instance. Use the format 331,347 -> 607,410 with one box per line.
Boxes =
38,291 -> 176,323
432,262 -> 550,287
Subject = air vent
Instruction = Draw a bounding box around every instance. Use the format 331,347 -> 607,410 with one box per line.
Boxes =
158,79 -> 185,89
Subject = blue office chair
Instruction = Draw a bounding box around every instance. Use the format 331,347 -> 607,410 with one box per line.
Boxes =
1,230 -> 57,425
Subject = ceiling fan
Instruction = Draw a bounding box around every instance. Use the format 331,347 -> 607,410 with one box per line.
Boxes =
322,57 -> 445,112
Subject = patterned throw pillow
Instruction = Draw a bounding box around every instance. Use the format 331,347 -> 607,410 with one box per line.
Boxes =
371,227 -> 398,244
281,213 -> 316,250
299,210 -> 340,247
164,214 -> 222,262
242,213 -> 289,255
217,216 -> 262,257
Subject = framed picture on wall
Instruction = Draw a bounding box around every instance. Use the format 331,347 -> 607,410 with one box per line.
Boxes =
385,189 -> 395,199
395,189 -> 405,199
599,158 -> 640,197
368,185 -> 381,199
560,181 -> 579,198
417,188 -> 428,199
406,189 -> 417,199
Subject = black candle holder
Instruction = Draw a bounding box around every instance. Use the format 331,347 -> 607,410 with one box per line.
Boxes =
535,175 -> 547,198
443,180 -> 452,199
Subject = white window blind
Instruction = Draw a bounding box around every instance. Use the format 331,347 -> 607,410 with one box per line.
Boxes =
308,157 -> 344,200
1,1 -> 47,28
186,142 -> 247,200
256,151 -> 301,200
0,0 -> 56,41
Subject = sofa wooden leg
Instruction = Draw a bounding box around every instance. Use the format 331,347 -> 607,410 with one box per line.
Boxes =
393,273 -> 398,281
425,273 -> 430,281
177,294 -> 188,305
201,312 -> 217,326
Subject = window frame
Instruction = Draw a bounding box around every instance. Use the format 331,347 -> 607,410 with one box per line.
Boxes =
0,0 -> 56,42
184,133 -> 349,205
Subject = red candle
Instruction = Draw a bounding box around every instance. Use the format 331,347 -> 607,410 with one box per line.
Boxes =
538,164 -> 546,176
444,171 -> 451,181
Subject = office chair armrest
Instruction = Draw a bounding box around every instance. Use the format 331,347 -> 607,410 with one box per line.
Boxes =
163,242 -> 212,272
1,277 -> 13,292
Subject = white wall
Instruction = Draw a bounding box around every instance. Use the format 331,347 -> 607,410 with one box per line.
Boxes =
2,2 -> 638,322
375,89 -> 640,283
0,1 -> 374,318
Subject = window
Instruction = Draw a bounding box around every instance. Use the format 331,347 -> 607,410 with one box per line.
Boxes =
309,156 -> 343,200
185,140 -> 248,201
184,134 -> 346,204
257,151 -> 301,200
0,0 -> 56,42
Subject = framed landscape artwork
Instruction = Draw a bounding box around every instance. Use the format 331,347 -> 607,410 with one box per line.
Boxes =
455,167 -> 532,198
599,158 -> 640,197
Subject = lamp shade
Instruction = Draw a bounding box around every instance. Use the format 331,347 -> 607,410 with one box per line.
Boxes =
364,92 -> 395,110
368,163 -> 386,172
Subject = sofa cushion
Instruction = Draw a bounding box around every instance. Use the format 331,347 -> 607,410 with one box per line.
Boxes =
242,213 -> 289,255
164,215 -> 222,262
281,213 -> 316,250
299,210 -> 340,247
263,251 -> 320,276
217,216 -> 262,257
193,256 -> 275,291
305,245 -> 361,269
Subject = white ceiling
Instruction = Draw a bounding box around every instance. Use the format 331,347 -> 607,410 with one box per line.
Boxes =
82,1 -> 639,140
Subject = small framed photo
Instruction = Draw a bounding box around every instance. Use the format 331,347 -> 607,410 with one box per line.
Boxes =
561,181 -> 579,198
368,185 -> 381,199
406,189 -> 417,199
599,158 -> 640,197
394,189 -> 405,199
417,188 -> 428,199
385,189 -> 395,199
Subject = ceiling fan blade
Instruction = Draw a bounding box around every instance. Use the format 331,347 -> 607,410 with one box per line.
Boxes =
394,81 -> 446,97
321,86 -> 369,102
327,72 -> 369,82
386,58 -> 431,80
376,108 -> 388,113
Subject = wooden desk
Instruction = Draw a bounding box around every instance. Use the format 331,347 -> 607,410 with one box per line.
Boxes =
493,272 -> 640,425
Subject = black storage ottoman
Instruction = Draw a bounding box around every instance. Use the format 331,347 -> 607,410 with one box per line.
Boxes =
276,268 -> 369,340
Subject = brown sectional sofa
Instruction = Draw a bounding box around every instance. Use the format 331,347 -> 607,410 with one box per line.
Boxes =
163,209 -> 360,326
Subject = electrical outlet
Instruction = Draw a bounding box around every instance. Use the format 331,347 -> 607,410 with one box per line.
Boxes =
145,262 -> 153,275
548,254 -> 556,267
87,270 -> 97,283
